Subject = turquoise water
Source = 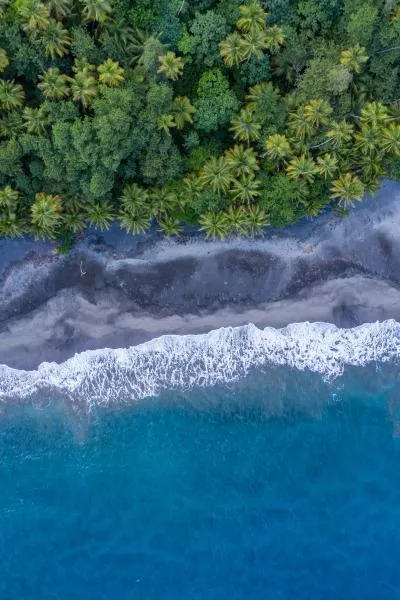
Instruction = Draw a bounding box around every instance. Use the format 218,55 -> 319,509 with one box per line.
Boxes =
1,367 -> 400,599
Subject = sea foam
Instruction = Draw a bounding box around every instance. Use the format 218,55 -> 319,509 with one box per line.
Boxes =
0,320 -> 400,408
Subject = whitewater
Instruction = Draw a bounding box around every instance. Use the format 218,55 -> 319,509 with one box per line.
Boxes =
0,319 -> 399,408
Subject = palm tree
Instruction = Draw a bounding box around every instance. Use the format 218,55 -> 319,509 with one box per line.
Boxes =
181,174 -> 202,202
245,204 -> 269,235
0,49 -> 9,73
225,205 -> 247,236
48,0 -> 73,19
264,25 -> 285,53
245,82 -> 276,112
73,58 -> 96,76
0,111 -> 24,138
288,108 -> 316,140
304,99 -> 332,128
230,109 -> 261,143
0,213 -> 25,238
286,154 -> 316,183
359,102 -> 390,128
264,134 -> 291,160
325,120 -> 354,147
70,71 -> 98,108
22,106 -> 51,135
340,45 -> 368,74
30,192 -> 62,239
0,186 -> 19,211
63,209 -> 87,233
229,175 -> 261,204
199,211 -> 229,240
38,67 -> 69,100
0,79 -> 25,111
172,96 -> 196,129
85,201 -> 114,230
315,153 -> 338,179
236,0 -> 266,32
157,52 -> 184,81
120,183 -> 149,211
81,0 -> 112,22
331,173 -> 365,207
18,0 -> 50,33
354,126 -> 381,156
158,216 -> 183,237
41,19 -> 71,59
219,32 -> 246,67
98,59 -> 124,87
119,207 -> 152,234
199,157 -> 233,194
381,124 -> 400,156
241,26 -> 267,61
225,144 -> 259,179
157,113 -> 175,135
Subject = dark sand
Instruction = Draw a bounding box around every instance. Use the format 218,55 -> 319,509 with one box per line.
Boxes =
1,180 -> 400,370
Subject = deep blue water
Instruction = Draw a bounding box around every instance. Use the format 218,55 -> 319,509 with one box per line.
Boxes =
1,372 -> 400,599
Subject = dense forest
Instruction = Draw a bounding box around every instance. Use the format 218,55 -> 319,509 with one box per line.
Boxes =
1,0 -> 400,245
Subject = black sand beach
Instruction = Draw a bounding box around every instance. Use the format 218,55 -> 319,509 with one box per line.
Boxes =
1,180 -> 400,370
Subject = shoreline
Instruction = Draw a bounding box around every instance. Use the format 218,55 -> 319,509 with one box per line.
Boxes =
1,180 -> 400,371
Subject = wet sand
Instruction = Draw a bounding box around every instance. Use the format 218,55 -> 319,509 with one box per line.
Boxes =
1,180 -> 400,370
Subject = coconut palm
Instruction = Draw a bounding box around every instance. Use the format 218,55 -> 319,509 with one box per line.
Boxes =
48,0 -> 73,19
181,174 -> 202,202
225,144 -> 259,179
230,109 -> 261,143
360,155 -> 385,183
22,106 -> 51,135
288,108 -> 316,140
381,124 -> 400,156
286,154 -> 316,183
158,216 -> 183,237
245,82 -> 276,112
18,0 -> 50,33
199,157 -> 233,194
73,58 -> 96,76
85,201 -> 114,230
236,0 -> 266,32
70,71 -> 98,108
199,211 -> 229,240
157,113 -> 175,135
98,59 -> 124,87
359,102 -> 390,128
331,173 -> 365,207
264,25 -> 285,53
219,32 -> 246,67
264,133 -> 291,160
0,79 -> 25,111
340,45 -> 368,74
157,52 -> 184,81
38,67 -> 69,100
0,186 -> 19,211
303,99 -> 332,128
225,205 -> 247,236
119,207 -> 152,234
63,209 -> 86,233
0,49 -> 9,73
229,175 -> 260,204
41,19 -> 71,59
354,126 -> 381,156
120,183 -> 149,211
81,0 -> 112,22
325,120 -> 354,147
245,205 -> 269,235
172,96 -> 196,129
241,26 -> 267,60
315,153 -> 338,179
30,192 -> 62,239
0,213 -> 25,238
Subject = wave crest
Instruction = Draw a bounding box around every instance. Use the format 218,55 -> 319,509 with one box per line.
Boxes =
1,320 -> 400,407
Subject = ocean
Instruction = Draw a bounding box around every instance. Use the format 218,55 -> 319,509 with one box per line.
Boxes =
1,322 -> 400,598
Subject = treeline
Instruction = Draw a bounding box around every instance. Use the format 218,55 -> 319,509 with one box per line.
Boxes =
1,0 -> 400,244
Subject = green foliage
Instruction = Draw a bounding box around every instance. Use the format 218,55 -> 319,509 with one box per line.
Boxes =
0,0 -> 399,242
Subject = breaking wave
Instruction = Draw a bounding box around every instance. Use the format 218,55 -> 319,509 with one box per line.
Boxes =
1,320 -> 400,409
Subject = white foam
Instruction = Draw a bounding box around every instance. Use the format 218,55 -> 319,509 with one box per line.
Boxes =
0,320 -> 399,408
